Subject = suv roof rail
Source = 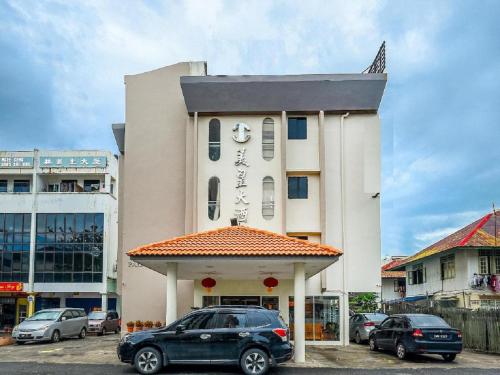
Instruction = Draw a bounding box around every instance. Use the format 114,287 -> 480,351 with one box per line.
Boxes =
206,305 -> 266,310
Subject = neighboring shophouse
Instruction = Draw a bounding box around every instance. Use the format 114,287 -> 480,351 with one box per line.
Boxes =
113,56 -> 386,356
388,210 -> 500,309
0,150 -> 118,332
381,256 -> 407,302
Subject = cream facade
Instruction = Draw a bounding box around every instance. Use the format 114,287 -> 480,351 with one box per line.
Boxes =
115,62 -> 387,348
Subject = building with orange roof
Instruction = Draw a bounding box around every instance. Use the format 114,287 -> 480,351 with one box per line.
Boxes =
380,256 -> 407,303
112,49 -> 387,359
388,210 -> 500,309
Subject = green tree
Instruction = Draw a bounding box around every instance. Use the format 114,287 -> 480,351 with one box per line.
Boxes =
349,292 -> 378,313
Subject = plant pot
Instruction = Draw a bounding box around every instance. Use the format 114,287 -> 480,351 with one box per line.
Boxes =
127,326 -> 134,333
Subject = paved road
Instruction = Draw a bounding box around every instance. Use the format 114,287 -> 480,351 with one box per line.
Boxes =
0,362 -> 499,375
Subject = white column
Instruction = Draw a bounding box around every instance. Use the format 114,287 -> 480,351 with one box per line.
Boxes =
294,262 -> 306,363
101,293 -> 108,311
166,263 -> 178,325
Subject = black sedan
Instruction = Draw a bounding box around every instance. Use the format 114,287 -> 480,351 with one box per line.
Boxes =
368,314 -> 462,361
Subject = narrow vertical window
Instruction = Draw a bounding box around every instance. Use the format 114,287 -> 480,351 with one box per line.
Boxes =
208,177 -> 220,220
209,118 -> 221,161
262,118 -> 274,161
262,177 -> 275,220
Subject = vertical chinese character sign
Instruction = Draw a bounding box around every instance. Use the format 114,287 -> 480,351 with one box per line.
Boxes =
233,123 -> 251,223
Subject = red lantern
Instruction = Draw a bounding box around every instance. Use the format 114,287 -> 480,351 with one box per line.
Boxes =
263,277 -> 278,293
201,278 -> 216,293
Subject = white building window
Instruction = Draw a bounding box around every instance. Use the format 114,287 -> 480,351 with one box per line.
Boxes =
495,256 -> 500,274
208,177 -> 220,221
408,263 -> 426,285
479,255 -> 489,274
440,254 -> 455,280
209,118 -> 221,161
262,176 -> 275,220
262,118 -> 274,161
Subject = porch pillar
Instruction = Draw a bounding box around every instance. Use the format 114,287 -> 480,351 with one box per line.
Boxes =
294,262 -> 306,363
166,262 -> 178,325
101,293 -> 108,311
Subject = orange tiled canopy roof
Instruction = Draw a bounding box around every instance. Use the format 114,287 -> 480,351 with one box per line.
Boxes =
382,271 -> 406,279
389,211 -> 500,270
127,225 -> 342,258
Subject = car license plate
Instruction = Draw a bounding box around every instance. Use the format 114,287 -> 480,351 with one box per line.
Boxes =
20,334 -> 32,338
434,334 -> 448,339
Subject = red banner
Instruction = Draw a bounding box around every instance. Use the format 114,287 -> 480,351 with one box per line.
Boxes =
0,282 -> 24,292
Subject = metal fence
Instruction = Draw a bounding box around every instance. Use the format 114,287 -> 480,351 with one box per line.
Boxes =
383,302 -> 500,353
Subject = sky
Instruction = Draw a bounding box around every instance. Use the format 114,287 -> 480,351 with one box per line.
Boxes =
1,0 -> 499,257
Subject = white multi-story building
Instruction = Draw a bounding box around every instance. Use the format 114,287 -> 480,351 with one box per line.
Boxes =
114,58 -> 387,359
0,150 -> 118,331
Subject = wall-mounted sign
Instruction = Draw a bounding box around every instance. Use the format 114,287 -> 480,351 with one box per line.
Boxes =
0,282 -> 23,292
234,147 -> 250,223
232,123 -> 251,143
39,156 -> 107,168
0,157 -> 34,168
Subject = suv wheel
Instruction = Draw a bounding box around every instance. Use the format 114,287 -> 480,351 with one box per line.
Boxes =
134,347 -> 162,375
369,336 -> 378,351
78,328 -> 86,339
442,353 -> 456,362
51,330 -> 61,343
241,348 -> 269,375
396,342 -> 407,360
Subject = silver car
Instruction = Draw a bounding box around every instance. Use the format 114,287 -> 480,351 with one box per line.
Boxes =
12,308 -> 88,344
349,313 -> 387,344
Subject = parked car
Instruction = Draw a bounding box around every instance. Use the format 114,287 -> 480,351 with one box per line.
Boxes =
368,314 -> 462,361
117,305 -> 293,375
12,308 -> 88,344
349,313 -> 387,344
87,310 -> 120,335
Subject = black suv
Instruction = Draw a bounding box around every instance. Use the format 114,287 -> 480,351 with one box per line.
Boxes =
117,306 -> 293,374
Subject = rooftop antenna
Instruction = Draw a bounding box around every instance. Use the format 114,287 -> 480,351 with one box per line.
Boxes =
363,41 -> 386,74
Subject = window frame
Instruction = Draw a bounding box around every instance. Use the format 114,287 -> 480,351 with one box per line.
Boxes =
288,176 -> 308,199
262,117 -> 274,161
0,180 -> 7,193
262,176 -> 275,220
440,254 -> 455,280
208,118 -> 221,161
287,117 -> 307,140
13,180 -> 30,193
208,176 -> 221,221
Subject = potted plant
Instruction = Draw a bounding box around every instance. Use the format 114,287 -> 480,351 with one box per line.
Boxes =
154,321 -> 162,329
144,320 -> 153,330
134,320 -> 144,332
126,321 -> 134,333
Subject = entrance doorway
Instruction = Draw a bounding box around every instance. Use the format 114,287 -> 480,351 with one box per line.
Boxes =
221,296 -> 260,306
0,297 -> 16,331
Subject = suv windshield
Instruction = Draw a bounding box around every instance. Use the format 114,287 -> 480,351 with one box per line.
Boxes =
88,312 -> 107,320
27,310 -> 60,321
409,315 -> 450,328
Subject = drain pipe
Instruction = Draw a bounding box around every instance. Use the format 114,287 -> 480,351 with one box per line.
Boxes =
340,112 -> 350,346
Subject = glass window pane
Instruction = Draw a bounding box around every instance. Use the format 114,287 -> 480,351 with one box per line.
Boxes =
56,214 -> 65,233
209,118 -> 221,161
262,177 -> 275,220
46,214 -> 56,233
262,118 -> 274,161
94,214 -> 104,233
74,253 -> 83,272
23,214 -> 31,233
75,214 -> 84,233
84,213 -> 94,232
44,253 -> 54,272
288,117 -> 307,139
208,177 -> 220,221
65,214 -> 74,234
37,214 -> 46,233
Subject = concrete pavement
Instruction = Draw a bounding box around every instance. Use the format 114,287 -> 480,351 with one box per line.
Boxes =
0,334 -> 499,373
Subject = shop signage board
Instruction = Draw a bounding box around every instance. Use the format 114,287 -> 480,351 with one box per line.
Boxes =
39,156 -> 107,168
0,157 -> 34,168
0,282 -> 24,292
